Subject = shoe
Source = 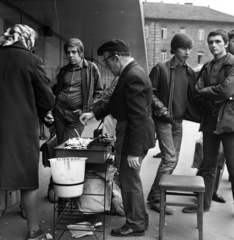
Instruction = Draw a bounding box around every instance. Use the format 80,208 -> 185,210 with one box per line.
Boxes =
19,203 -> 26,219
47,189 -> 58,203
111,225 -> 145,237
182,206 -> 210,213
150,202 -> 174,215
212,193 -> 226,203
27,226 -> 52,240
153,152 -> 162,158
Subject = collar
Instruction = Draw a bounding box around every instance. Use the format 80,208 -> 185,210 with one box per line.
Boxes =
172,56 -> 187,67
119,57 -> 134,76
68,58 -> 86,71
212,54 -> 227,64
205,53 -> 234,70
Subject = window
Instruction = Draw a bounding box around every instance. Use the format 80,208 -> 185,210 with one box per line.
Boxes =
198,52 -> 203,65
161,51 -> 167,62
180,28 -> 186,34
145,25 -> 149,38
198,28 -> 204,41
161,28 -> 167,39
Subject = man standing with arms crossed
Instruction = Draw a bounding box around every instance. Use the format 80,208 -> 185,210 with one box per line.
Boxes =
147,33 -> 198,215
183,28 -> 234,213
80,39 -> 155,237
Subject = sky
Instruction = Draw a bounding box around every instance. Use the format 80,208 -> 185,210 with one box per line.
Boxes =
143,0 -> 234,16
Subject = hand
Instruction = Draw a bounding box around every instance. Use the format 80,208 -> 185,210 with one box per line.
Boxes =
79,112 -> 94,125
127,155 -> 141,169
160,110 -> 171,122
73,109 -> 83,116
44,111 -> 54,125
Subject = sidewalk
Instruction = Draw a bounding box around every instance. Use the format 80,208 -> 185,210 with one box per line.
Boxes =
0,120 -> 233,240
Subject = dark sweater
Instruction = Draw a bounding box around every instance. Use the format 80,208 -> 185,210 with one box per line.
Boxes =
172,65 -> 189,122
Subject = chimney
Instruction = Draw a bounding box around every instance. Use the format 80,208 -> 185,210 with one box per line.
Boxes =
185,2 -> 193,5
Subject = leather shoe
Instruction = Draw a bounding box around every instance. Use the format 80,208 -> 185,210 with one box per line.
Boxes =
111,225 -> 145,237
150,202 -> 174,215
212,193 -> 226,203
182,206 -> 210,213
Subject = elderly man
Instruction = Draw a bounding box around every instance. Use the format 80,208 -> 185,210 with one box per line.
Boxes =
80,39 -> 155,237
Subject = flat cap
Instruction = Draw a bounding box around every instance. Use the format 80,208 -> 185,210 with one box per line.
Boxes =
97,39 -> 130,55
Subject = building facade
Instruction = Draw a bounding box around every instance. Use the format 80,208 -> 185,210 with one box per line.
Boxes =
144,2 -> 234,72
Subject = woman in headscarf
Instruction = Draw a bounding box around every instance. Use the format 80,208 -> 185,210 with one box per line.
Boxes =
0,24 -> 55,240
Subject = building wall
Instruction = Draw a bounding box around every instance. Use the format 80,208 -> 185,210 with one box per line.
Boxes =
145,18 -> 234,72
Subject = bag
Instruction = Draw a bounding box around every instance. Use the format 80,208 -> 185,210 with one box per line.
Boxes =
74,171 -> 112,213
93,119 -> 104,138
191,134 -> 203,169
40,134 -> 58,167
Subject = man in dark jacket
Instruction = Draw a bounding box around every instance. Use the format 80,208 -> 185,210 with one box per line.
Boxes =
80,39 -> 155,237
183,28 -> 234,213
47,38 -> 103,202
53,38 -> 103,144
147,33 -> 197,215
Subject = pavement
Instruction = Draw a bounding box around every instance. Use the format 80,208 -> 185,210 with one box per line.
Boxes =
0,119 -> 234,240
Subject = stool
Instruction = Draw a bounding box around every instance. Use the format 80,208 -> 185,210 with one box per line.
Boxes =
159,174 -> 205,240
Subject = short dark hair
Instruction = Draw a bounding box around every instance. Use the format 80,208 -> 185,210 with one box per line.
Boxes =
207,29 -> 229,44
228,29 -> 234,40
64,38 -> 84,57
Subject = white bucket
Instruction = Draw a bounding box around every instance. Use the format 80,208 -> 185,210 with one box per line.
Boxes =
49,157 -> 87,198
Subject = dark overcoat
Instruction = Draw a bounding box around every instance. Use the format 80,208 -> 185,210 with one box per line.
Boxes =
93,60 -> 155,157
0,41 -> 55,190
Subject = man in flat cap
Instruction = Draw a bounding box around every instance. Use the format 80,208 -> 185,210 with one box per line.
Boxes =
148,33 -> 199,215
183,28 -> 234,213
80,39 -> 155,237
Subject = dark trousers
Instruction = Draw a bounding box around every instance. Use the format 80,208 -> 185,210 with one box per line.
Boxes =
119,151 -> 147,231
53,104 -> 84,145
197,143 -> 226,195
49,104 -> 85,190
201,113 -> 234,209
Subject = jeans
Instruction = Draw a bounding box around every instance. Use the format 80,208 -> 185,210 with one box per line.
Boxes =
148,121 -> 183,203
201,113 -> 234,209
53,104 -> 85,145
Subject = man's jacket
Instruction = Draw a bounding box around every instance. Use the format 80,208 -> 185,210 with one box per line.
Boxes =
149,57 -> 201,123
195,53 -> 234,134
54,59 -> 103,112
93,60 -> 155,159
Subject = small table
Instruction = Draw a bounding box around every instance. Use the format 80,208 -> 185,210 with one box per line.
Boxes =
53,139 -> 114,240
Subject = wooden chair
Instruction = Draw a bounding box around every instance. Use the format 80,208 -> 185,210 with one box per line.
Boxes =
159,174 -> 205,240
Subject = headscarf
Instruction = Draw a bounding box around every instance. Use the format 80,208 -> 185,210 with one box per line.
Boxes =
0,24 -> 38,50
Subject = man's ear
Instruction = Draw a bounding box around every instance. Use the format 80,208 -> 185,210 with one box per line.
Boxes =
225,40 -> 229,49
114,53 -> 120,61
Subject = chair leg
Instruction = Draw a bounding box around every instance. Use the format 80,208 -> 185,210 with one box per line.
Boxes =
197,192 -> 204,240
159,190 -> 166,240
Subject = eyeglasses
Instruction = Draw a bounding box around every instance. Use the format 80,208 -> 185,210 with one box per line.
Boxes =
103,54 -> 115,64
